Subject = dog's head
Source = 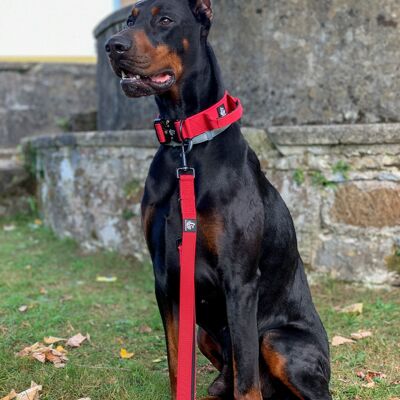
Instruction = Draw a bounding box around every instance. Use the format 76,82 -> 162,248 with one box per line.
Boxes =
105,0 -> 213,98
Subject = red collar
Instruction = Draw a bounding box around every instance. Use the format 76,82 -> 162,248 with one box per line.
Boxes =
154,91 -> 243,145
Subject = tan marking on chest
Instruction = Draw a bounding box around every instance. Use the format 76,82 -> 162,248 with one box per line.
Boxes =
198,211 -> 224,255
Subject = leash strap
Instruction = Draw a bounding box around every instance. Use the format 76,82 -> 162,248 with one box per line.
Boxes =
177,172 -> 197,400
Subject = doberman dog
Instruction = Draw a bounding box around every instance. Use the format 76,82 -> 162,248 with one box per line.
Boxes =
106,1 -> 332,399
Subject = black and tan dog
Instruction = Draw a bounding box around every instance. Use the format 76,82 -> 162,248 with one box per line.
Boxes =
106,1 -> 331,399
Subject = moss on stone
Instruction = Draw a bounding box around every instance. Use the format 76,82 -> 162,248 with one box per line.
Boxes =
385,246 -> 400,274
124,179 -> 143,203
293,168 -> 305,186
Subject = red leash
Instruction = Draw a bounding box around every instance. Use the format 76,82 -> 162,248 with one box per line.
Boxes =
154,92 -> 243,400
176,171 -> 198,400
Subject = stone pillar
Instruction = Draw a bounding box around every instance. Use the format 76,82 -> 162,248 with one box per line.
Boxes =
94,1 -> 400,131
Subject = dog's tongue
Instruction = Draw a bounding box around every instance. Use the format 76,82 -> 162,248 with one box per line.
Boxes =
151,73 -> 171,84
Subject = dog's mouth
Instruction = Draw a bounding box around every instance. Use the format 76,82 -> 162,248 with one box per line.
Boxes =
119,68 -> 176,97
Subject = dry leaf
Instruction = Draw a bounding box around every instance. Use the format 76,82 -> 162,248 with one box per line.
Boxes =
350,330 -> 372,340
152,356 -> 167,363
365,370 -> 386,381
34,219 -> 42,226
96,276 -> 117,283
32,352 -> 46,363
389,397 -> 400,400
39,288 -> 47,295
361,381 -> 375,388
77,398 -> 91,400
16,382 -> 42,400
18,305 -> 28,313
331,336 -> 356,346
56,345 -> 67,354
120,348 -> 134,359
139,325 -> 152,334
1,389 -> 17,400
3,225 -> 16,232
43,337 -> 66,345
60,295 -> 73,302
339,303 -> 363,314
357,370 -> 387,388
66,333 -> 87,348
17,343 -> 68,367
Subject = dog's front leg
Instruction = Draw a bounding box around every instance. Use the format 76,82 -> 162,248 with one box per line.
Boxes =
156,288 -> 179,399
223,269 -> 263,400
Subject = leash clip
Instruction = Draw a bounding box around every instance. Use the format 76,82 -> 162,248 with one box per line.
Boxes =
176,121 -> 195,178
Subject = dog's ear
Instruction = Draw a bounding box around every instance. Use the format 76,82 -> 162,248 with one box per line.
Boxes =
189,0 -> 213,31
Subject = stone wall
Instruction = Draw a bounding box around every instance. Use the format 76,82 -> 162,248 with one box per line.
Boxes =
23,125 -> 400,285
0,63 -> 97,147
94,0 -> 400,131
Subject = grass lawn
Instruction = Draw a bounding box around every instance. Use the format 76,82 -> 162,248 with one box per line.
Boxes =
0,216 -> 399,400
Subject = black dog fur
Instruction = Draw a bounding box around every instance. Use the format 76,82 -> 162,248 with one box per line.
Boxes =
106,1 -> 332,398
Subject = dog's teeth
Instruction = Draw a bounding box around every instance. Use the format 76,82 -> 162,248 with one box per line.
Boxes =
121,71 -> 126,78
135,75 -> 140,79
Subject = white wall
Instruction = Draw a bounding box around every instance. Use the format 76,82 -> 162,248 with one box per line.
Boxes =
0,0 -> 114,57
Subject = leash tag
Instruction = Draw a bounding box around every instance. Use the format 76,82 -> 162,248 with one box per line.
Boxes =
184,219 -> 197,233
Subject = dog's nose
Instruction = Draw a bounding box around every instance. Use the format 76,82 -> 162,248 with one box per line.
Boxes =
105,36 -> 132,54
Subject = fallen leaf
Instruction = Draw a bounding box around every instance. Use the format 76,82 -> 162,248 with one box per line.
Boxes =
66,333 -> 87,348
16,382 -> 42,400
361,381 -> 375,388
17,343 -> 68,367
120,348 -> 134,359
331,336 -> 356,346
198,364 -> 215,374
66,321 -> 75,333
25,265 -> 32,270
43,337 -> 66,345
350,330 -> 372,340
55,345 -> 67,354
60,295 -> 73,302
339,303 -> 363,314
77,398 -> 91,400
96,276 -> 117,283
357,370 -> 387,387
1,389 -> 17,400
34,219 -> 42,226
389,398 -> 400,400
18,305 -> 28,313
365,370 -> 386,381
3,225 -> 16,232
32,352 -> 46,363
152,356 -> 167,363
139,325 -> 152,334
39,288 -> 47,295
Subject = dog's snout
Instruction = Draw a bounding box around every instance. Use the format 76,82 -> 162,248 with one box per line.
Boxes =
105,36 -> 132,55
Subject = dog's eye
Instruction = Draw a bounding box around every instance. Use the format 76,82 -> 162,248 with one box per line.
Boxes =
159,17 -> 173,26
127,16 -> 136,27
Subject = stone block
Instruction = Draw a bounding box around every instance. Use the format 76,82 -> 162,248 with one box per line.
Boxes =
0,63 -> 96,147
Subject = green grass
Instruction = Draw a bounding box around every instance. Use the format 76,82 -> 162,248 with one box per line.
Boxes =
0,217 -> 399,399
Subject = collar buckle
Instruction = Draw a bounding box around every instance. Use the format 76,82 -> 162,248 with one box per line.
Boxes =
154,119 -> 182,144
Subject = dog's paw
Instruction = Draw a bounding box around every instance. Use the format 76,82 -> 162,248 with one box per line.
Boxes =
208,372 -> 230,398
